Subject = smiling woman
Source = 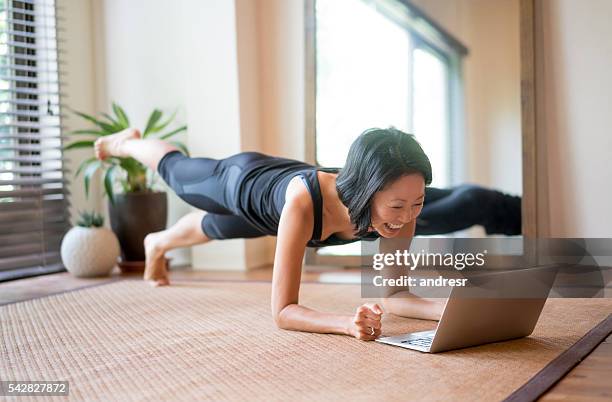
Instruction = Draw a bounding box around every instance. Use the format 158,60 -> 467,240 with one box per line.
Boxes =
93,126 -> 432,340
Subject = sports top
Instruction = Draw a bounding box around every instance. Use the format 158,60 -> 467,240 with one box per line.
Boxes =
233,155 -> 380,248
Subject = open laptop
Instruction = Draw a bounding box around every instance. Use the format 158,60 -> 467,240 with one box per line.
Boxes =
375,265 -> 558,353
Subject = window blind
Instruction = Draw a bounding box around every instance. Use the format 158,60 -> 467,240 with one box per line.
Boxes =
0,0 -> 70,281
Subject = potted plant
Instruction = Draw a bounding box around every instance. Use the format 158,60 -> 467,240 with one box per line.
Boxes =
64,103 -> 188,271
60,211 -> 120,277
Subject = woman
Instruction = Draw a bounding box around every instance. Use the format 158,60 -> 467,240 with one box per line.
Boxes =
95,127 -> 444,340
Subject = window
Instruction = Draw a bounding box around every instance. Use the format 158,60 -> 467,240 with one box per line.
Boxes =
0,0 -> 69,281
306,0 -> 467,264
314,0 -> 467,187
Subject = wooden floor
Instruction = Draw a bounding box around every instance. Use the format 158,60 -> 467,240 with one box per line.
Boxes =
1,266 -> 610,401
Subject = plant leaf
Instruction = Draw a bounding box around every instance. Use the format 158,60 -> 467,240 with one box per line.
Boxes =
104,165 -> 116,205
112,102 -> 130,128
159,125 -> 188,140
148,109 -> 177,135
116,157 -> 149,192
69,129 -> 106,137
72,110 -> 117,133
101,112 -> 123,131
64,140 -> 95,151
83,160 -> 102,198
118,157 -> 141,177
74,157 -> 98,178
169,140 -> 190,157
143,109 -> 163,138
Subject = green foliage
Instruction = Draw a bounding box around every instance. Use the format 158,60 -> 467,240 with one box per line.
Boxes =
64,102 -> 188,204
76,210 -> 105,228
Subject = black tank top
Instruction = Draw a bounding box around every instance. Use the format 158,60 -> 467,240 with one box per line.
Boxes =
234,155 -> 380,247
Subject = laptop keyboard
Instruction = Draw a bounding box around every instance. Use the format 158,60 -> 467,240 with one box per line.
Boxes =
401,336 -> 434,348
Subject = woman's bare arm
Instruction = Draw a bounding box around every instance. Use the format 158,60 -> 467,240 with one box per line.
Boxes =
382,291 -> 445,321
271,195 -> 352,334
271,181 -> 382,340
378,219 -> 445,321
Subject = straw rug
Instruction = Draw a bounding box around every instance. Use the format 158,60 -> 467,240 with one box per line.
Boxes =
1,280 -> 610,401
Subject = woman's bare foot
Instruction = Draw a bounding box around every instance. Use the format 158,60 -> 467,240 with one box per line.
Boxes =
144,232 -> 170,287
94,128 -> 141,160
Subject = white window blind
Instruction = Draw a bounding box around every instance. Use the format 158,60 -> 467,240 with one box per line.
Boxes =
0,0 -> 69,281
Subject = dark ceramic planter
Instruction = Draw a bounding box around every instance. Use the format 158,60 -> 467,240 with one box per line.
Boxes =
108,191 -> 167,262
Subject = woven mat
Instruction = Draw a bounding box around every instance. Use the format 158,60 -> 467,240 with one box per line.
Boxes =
1,280 -> 610,402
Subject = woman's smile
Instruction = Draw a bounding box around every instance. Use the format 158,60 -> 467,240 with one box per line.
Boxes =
383,222 -> 405,234
371,221 -> 406,237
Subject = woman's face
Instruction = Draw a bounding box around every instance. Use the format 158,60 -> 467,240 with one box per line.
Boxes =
368,173 -> 425,238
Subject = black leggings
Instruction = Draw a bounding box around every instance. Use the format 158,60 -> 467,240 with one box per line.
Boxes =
157,150 -> 267,239
158,150 -> 522,239
416,184 -> 522,235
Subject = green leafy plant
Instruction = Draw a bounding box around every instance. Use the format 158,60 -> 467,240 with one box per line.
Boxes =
64,102 -> 188,204
76,210 -> 105,228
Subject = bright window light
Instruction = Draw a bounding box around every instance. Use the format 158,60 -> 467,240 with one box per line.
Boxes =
413,48 -> 450,187
316,0 -> 411,168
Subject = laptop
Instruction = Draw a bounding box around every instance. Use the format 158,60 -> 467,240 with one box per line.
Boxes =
375,265 -> 558,353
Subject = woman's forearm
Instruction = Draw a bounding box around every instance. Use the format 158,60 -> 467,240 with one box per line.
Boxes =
275,304 -> 352,335
381,291 -> 445,321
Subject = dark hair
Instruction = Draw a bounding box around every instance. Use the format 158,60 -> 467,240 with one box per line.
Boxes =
335,127 -> 432,237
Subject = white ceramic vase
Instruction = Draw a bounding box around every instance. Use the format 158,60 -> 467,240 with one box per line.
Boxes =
60,226 -> 121,277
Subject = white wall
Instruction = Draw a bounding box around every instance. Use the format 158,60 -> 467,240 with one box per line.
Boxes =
62,0 -> 265,269
536,0 -> 612,237
62,0 -> 309,270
